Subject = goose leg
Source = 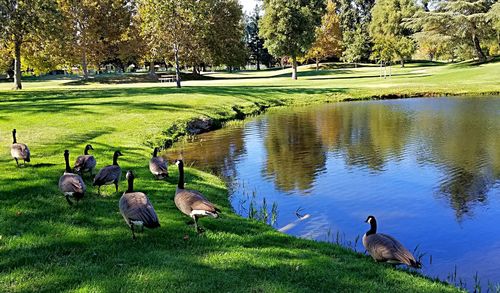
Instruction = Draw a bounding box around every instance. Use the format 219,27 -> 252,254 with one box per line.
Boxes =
114,182 -> 119,193
192,215 -> 200,233
14,158 -> 18,166
130,223 -> 136,240
65,195 -> 74,206
97,186 -> 101,195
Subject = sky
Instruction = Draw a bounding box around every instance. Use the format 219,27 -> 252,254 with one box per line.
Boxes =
240,0 -> 259,13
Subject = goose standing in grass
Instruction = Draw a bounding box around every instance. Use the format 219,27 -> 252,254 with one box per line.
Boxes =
119,170 -> 160,239
93,150 -> 123,195
10,129 -> 30,166
363,215 -> 422,268
59,150 -> 86,206
74,144 -> 97,176
174,159 -> 220,233
149,147 -> 168,179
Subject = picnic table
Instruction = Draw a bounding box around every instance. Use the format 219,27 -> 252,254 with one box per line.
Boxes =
158,74 -> 177,83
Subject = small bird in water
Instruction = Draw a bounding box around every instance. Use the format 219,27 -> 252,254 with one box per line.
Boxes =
10,129 -> 30,166
362,215 -> 422,268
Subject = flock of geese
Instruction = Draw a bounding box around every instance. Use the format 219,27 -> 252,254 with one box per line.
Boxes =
10,128 -> 421,268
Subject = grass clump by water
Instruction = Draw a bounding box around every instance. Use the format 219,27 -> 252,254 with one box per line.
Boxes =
1,61 -> 495,291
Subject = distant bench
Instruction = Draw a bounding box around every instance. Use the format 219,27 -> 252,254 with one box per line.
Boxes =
158,74 -> 177,83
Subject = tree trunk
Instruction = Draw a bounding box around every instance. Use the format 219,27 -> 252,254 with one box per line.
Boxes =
82,49 -> 89,79
13,39 -> 22,90
174,43 -> 181,88
149,60 -> 156,77
256,57 -> 261,71
472,34 -> 486,62
400,59 -> 405,68
315,58 -> 319,71
291,56 -> 297,80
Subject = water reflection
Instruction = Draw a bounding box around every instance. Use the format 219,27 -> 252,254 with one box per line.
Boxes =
263,112 -> 326,193
166,97 -> 500,285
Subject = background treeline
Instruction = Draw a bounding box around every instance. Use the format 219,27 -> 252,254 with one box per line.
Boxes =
1,0 -> 499,88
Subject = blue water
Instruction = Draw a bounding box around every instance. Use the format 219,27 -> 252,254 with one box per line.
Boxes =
167,97 -> 500,288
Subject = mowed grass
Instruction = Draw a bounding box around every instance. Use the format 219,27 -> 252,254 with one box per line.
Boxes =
1,60 -> 497,292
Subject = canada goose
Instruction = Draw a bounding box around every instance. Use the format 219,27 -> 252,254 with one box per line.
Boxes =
149,147 -> 168,179
93,150 -> 123,195
174,159 -> 220,233
363,215 -> 422,268
58,150 -> 86,206
10,129 -> 30,166
119,170 -> 160,239
74,144 -> 97,175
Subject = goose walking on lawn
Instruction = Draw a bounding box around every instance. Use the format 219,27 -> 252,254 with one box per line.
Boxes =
149,147 -> 168,179
119,170 -> 160,239
174,159 -> 220,233
363,215 -> 422,268
59,150 -> 86,206
10,129 -> 30,166
93,150 -> 123,195
74,144 -> 97,176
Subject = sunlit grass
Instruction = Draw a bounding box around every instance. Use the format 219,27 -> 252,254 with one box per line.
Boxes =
1,60 -> 495,291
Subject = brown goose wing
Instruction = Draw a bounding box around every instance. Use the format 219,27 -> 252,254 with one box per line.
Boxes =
365,233 -> 417,266
174,189 -> 219,216
119,192 -> 160,228
149,157 -> 168,174
59,173 -> 86,194
11,143 -> 30,161
93,165 -> 121,185
74,155 -> 96,171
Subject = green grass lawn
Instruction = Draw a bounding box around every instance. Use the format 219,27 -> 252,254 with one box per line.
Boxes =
2,60 -> 498,292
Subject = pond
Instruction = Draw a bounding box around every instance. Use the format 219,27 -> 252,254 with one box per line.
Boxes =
166,96 -> 500,287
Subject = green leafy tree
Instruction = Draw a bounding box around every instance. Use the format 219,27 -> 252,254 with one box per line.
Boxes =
245,4 -> 273,70
259,0 -> 324,79
58,0 -> 132,79
305,0 -> 342,70
369,0 -> 417,67
337,0 -> 374,63
0,0 -> 59,89
412,0 -> 496,62
340,24 -> 369,66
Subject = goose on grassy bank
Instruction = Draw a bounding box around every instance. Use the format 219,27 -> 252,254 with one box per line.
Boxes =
119,170 -> 160,239
93,150 -> 123,195
149,147 -> 168,179
59,150 -> 86,206
362,215 -> 422,269
74,144 -> 97,176
10,129 -> 30,166
174,159 -> 220,233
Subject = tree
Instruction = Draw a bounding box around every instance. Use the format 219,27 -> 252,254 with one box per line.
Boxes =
487,2 -> 500,48
412,0 -> 496,62
245,4 -> 272,70
58,0 -> 132,79
337,0 -> 375,63
0,0 -> 59,89
305,0 -> 342,70
369,0 -> 417,67
341,24 -> 369,66
259,0 -> 324,79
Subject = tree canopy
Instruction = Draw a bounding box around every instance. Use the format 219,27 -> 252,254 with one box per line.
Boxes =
259,0 -> 324,79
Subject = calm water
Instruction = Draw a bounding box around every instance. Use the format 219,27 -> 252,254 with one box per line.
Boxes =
166,97 -> 500,287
